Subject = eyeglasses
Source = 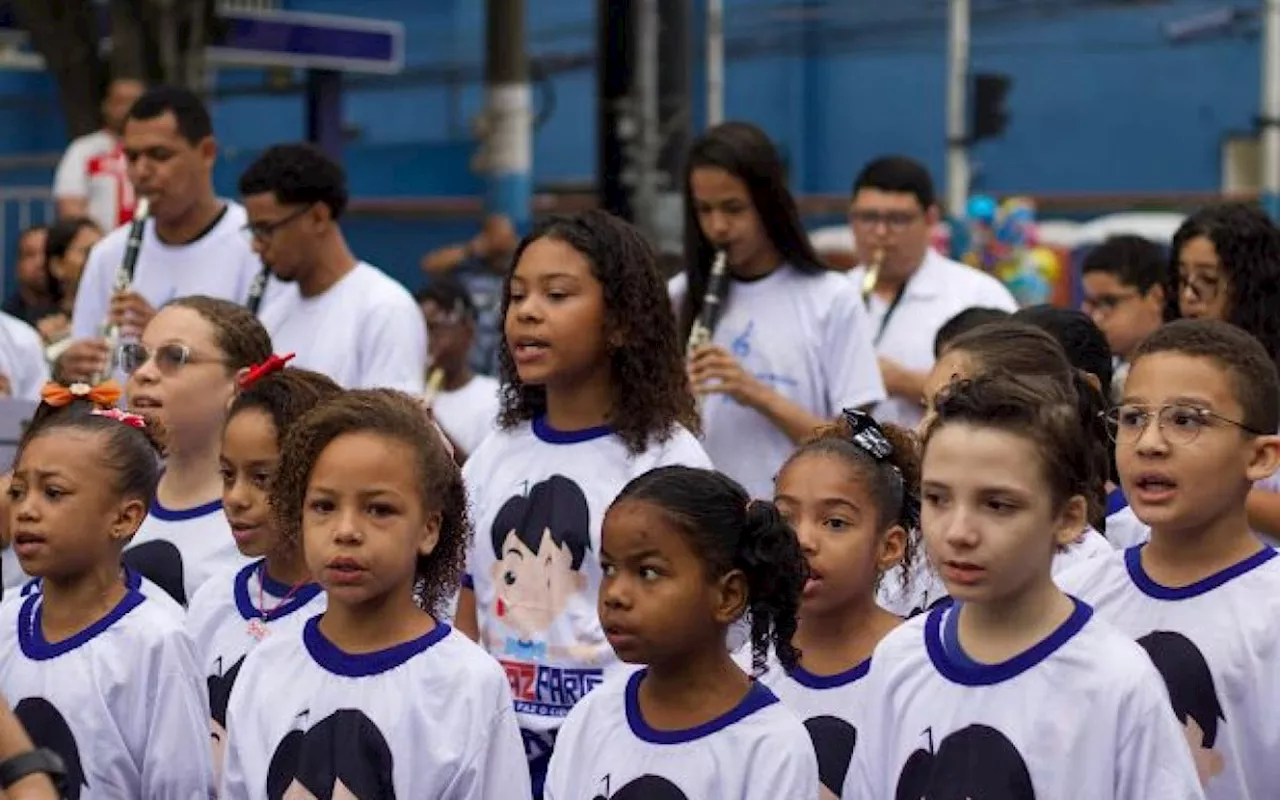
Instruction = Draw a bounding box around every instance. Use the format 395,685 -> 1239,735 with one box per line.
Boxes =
1081,291 -> 1140,316
849,210 -> 920,231
1104,403 -> 1264,446
119,343 -> 228,375
242,204 -> 312,243
1177,272 -> 1223,305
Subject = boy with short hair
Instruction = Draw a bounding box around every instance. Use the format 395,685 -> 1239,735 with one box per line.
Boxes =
1057,318 -> 1280,800
1080,234 -> 1168,402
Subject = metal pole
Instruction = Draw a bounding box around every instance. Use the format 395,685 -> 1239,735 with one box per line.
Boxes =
632,0 -> 660,239
945,0 -> 970,216
485,0 -> 531,230
1263,0 -> 1280,220
706,0 -> 723,126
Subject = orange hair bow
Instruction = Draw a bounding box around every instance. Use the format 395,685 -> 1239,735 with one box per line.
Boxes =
40,380 -> 122,410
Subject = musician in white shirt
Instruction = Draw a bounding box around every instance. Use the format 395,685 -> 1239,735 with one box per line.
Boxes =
244,143 -> 427,393
60,86 -> 265,383
847,156 -> 1018,430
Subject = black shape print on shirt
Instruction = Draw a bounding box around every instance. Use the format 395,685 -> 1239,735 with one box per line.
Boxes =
594,774 -> 688,800
805,715 -> 857,799
208,656 -> 245,783
267,708 -> 396,800
122,539 -> 185,605
1137,630 -> 1226,788
896,724 -> 1034,800
13,697 -> 87,800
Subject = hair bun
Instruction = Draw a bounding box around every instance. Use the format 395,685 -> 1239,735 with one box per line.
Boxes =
740,500 -> 792,569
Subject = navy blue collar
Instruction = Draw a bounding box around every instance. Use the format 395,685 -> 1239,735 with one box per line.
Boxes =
625,668 -> 779,744
532,415 -> 613,444
1125,543 -> 1276,601
785,657 -> 871,690
303,615 -> 450,677
18,590 -> 145,661
232,559 -> 323,622
925,597 -> 1092,686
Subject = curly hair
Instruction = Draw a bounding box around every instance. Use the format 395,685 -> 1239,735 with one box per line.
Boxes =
781,415 -> 921,590
237,142 -> 349,221
496,210 -> 699,452
229,367 -> 343,444
614,465 -> 807,675
1169,203 -> 1280,371
270,390 -> 468,615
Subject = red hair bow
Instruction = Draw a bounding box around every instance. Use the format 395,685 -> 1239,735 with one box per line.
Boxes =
238,353 -> 296,389
40,380 -> 122,410
91,408 -> 147,428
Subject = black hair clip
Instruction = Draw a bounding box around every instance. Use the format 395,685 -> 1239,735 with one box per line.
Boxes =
842,408 -> 894,461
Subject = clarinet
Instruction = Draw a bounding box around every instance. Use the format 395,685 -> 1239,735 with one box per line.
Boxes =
245,265 -> 270,315
686,250 -> 730,411
686,249 -> 730,355
93,198 -> 150,383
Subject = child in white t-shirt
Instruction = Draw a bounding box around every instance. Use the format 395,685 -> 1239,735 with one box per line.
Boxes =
674,121 -> 885,498
121,296 -> 270,605
768,409 -> 920,799
545,465 -> 818,799
455,209 -> 711,797
848,372 -> 1202,799
1058,319 -> 1280,799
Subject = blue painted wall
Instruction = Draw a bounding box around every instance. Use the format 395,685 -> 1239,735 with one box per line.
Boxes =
0,0 -> 1263,289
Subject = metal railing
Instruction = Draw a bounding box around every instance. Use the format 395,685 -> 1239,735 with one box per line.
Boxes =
0,188 -> 55,301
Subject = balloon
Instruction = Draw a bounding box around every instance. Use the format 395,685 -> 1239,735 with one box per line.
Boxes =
1026,246 -> 1060,281
966,195 -> 997,223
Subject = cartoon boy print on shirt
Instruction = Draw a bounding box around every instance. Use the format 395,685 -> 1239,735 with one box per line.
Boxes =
1137,631 -> 1226,787
13,697 -> 87,800
266,709 -> 395,800
208,655 -> 245,784
488,474 -> 592,660
594,774 -> 688,800
896,724 -> 1035,800
805,716 -> 857,800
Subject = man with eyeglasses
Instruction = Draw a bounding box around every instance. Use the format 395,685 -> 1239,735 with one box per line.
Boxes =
60,87 -> 266,383
846,156 -> 1017,428
1080,235 -> 1169,403
239,143 -> 427,394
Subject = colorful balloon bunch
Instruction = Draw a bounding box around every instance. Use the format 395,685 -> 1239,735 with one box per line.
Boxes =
958,194 -> 1062,306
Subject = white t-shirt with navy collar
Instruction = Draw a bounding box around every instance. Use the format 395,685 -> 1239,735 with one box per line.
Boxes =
850,249 -> 1019,429
258,262 -> 428,394
219,616 -> 530,799
1057,545 -> 1280,800
186,558 -> 326,785
669,264 -> 886,499
123,498 -> 250,607
846,597 -> 1202,799
462,416 -> 711,736
71,201 -> 267,341
545,668 -> 820,800
755,653 -> 871,798
18,564 -> 185,622
0,589 -> 213,798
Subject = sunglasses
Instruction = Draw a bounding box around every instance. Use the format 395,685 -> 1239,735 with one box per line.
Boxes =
119,343 -> 228,375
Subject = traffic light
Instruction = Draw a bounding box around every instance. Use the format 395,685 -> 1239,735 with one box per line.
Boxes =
972,73 -> 1012,142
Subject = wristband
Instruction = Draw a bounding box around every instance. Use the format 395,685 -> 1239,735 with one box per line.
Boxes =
0,747 -> 66,793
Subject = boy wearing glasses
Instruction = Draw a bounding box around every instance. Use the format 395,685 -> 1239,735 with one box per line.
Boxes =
847,156 -> 1017,429
1058,319 -> 1280,800
1080,234 -> 1169,403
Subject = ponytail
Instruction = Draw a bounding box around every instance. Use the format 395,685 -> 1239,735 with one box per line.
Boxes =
612,466 -> 807,675
739,500 -> 806,673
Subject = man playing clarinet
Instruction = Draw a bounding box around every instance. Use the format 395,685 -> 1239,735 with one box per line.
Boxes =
59,86 -> 267,382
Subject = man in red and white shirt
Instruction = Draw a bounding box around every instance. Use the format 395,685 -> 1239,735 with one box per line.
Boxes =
53,77 -> 146,230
